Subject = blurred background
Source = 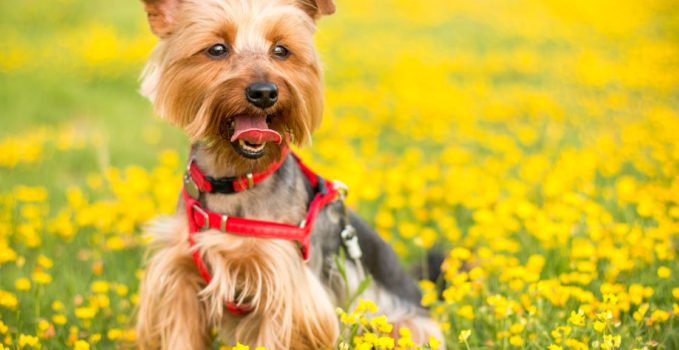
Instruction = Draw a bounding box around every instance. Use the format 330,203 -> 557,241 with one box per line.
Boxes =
1,0 -> 678,348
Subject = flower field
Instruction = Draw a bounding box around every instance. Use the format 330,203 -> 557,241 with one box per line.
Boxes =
1,0 -> 678,349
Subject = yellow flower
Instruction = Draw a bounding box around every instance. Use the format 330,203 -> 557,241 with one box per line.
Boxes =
594,320 -> 606,332
398,327 -> 411,338
37,255 -> 53,269
362,332 -> 377,345
0,320 -> 8,334
603,334 -> 621,348
650,310 -> 670,324
428,336 -> 441,349
356,343 -> 372,350
565,338 -> 589,350
123,329 -> 137,342
369,315 -> 393,334
52,314 -> 67,325
232,342 -> 249,350
450,247 -> 471,260
596,311 -> 612,321
568,310 -> 585,326
37,320 -> 50,333
52,300 -> 65,311
0,244 -> 18,265
356,299 -> 378,314
73,340 -> 90,350
458,329 -> 471,343
457,305 -> 475,320
15,278 -> 31,291
421,290 -> 437,306
509,335 -> 524,347
359,316 -> 369,326
90,280 -> 109,294
115,284 -> 129,296
440,322 -> 451,332
75,306 -> 97,319
509,323 -> 525,334
106,329 -> 122,340
633,304 -> 649,322
105,236 -> 125,250
18,334 -> 39,348
672,288 -> 679,299
0,290 -> 18,310
548,345 -> 563,350
340,312 -> 356,325
31,270 -> 52,285
14,186 -> 48,202
377,336 -> 395,349
468,267 -> 485,280
603,293 -> 617,305
657,266 -> 671,279
397,330 -> 415,349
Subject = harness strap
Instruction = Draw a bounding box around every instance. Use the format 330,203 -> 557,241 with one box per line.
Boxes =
187,146 -> 289,194
183,152 -> 340,316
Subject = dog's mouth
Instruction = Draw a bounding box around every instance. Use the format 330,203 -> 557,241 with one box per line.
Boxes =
228,114 -> 282,159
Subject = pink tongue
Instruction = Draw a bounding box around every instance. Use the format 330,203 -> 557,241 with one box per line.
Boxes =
230,115 -> 282,144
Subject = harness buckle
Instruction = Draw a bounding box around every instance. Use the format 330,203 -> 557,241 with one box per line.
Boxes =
192,204 -> 210,231
186,157 -> 195,172
332,180 -> 349,200
220,215 -> 229,232
340,225 -> 362,260
184,173 -> 200,199
246,173 -> 254,189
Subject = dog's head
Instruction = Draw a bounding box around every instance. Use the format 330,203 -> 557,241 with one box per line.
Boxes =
140,0 -> 334,167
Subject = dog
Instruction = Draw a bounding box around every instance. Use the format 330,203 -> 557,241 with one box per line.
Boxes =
135,0 -> 443,348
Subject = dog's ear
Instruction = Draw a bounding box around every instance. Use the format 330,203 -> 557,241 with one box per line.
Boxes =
142,0 -> 182,38
298,0 -> 336,19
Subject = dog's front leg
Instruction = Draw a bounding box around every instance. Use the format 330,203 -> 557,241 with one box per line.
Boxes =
136,242 -> 210,350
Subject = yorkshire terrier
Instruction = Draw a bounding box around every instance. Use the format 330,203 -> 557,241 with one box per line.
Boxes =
135,0 -> 443,349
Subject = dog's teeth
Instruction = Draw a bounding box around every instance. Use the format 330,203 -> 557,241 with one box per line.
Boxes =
237,139 -> 266,153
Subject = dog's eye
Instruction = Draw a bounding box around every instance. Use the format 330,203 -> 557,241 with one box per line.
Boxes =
205,44 -> 229,59
272,45 -> 290,60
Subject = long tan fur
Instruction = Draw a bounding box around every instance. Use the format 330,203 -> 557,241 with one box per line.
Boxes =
137,215 -> 337,349
136,216 -> 210,349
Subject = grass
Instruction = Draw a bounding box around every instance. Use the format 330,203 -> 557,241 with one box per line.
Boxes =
1,0 -> 679,349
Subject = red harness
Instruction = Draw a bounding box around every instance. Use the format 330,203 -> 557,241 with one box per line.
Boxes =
182,148 -> 340,316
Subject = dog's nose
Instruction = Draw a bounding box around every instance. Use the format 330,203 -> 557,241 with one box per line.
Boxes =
245,82 -> 278,109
